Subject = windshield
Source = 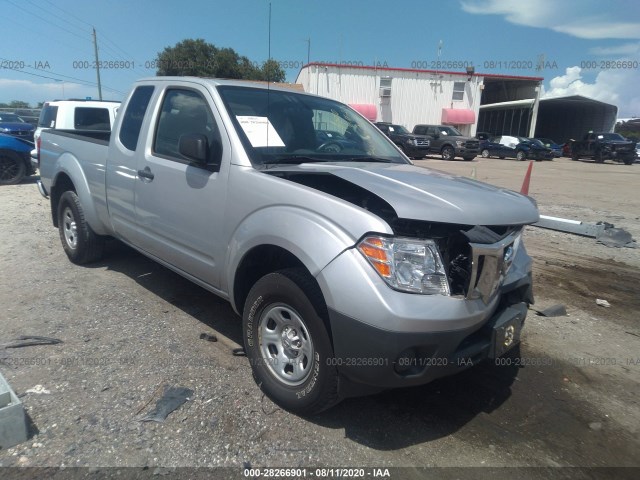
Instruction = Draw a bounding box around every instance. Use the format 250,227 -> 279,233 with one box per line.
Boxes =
528,138 -> 545,146
438,126 -> 462,136
0,113 -> 24,123
217,86 -> 408,166
538,138 -> 557,145
389,124 -> 409,134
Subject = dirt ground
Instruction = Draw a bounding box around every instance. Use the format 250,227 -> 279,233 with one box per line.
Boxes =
0,156 -> 639,479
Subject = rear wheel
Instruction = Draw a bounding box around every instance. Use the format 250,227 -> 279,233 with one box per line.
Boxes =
441,146 -> 455,160
243,268 -> 339,415
57,191 -> 105,264
0,152 -> 26,185
516,150 -> 527,161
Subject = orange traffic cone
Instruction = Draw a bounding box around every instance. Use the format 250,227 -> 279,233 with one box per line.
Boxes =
520,161 -> 533,195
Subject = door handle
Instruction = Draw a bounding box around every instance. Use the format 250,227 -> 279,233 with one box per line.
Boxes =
138,166 -> 154,181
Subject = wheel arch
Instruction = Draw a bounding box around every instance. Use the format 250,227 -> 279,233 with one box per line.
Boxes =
49,156 -> 108,234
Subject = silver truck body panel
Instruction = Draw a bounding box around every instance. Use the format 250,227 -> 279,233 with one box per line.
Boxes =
39,76 -> 540,395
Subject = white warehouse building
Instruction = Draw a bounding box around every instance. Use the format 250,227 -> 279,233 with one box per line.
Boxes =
295,63 -> 617,142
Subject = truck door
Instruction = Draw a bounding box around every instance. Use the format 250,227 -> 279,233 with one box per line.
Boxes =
106,85 -> 155,243
133,85 -> 230,288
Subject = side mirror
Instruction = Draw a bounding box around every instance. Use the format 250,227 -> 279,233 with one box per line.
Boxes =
179,133 -> 209,164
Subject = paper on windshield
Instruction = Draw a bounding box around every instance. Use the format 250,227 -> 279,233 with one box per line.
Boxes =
236,116 -> 285,147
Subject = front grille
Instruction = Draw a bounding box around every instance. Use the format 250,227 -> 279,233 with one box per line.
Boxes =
389,219 -> 521,299
464,140 -> 479,149
415,139 -> 430,146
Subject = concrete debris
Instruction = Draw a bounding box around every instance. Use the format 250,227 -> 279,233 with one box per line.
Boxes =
596,299 -> 611,308
25,385 -> 51,395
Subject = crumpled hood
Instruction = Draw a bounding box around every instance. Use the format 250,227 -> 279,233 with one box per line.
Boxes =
273,162 -> 539,225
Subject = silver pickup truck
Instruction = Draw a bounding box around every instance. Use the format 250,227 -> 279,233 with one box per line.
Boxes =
38,77 -> 539,414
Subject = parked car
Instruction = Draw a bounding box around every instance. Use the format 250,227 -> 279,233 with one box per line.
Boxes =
475,131 -> 494,153
0,112 -> 35,141
636,142 -> 640,159
570,132 -> 636,165
480,135 -> 553,161
412,124 -> 480,161
33,99 -> 120,164
535,137 -> 563,157
39,77 -> 539,414
373,122 -> 430,159
0,133 -> 36,185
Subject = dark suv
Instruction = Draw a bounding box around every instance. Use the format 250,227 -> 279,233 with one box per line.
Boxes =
412,124 -> 479,161
374,122 -> 430,159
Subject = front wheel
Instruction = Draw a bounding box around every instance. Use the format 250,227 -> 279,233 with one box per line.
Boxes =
462,156 -> 475,161
57,191 -> 105,264
516,150 -> 527,161
441,146 -> 455,160
481,149 -> 490,158
0,152 -> 26,185
243,268 -> 339,415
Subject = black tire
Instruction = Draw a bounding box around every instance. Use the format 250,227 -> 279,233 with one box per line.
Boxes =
462,156 -> 475,161
243,268 -> 339,415
57,191 -> 105,265
516,150 -> 527,161
0,152 -> 26,185
481,149 -> 490,158
571,153 -> 579,161
441,146 -> 455,160
595,150 -> 605,163
624,157 -> 634,165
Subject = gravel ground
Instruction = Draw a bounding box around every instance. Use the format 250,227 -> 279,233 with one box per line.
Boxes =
0,157 -> 639,479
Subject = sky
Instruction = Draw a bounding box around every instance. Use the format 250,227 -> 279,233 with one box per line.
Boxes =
2,0 -> 640,117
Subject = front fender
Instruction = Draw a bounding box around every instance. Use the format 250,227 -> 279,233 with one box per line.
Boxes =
225,205 -> 379,309
52,153 -> 109,235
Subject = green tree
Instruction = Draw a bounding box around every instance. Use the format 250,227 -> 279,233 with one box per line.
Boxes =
155,38 -> 285,82
9,100 -> 30,108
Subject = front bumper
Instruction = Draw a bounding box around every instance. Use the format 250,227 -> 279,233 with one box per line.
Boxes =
454,146 -> 480,158
405,145 -> 431,158
316,242 -> 533,394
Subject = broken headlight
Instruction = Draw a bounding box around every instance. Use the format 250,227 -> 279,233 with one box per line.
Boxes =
357,236 -> 450,295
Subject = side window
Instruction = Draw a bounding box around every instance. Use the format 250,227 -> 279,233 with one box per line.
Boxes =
38,106 -> 58,128
119,86 -> 154,151
74,107 -> 111,130
153,89 -> 219,162
452,82 -> 465,102
414,126 -> 425,135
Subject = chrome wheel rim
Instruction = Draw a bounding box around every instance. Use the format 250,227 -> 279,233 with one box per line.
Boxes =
62,207 -> 78,249
482,149 -> 489,158
258,303 -> 314,386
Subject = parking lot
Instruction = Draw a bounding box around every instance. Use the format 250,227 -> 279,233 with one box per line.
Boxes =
1,157 -> 639,478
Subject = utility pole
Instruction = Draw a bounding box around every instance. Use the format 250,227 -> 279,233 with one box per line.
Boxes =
92,27 -> 103,100
306,37 -> 310,65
